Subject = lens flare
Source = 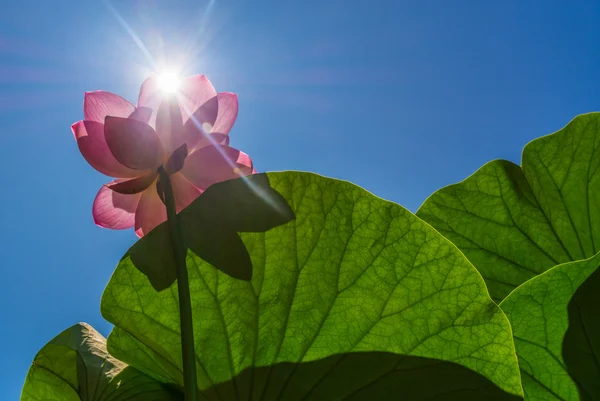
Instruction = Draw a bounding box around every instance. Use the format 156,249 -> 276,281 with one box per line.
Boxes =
157,72 -> 181,93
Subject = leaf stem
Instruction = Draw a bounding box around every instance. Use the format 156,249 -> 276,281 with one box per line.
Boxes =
158,166 -> 198,401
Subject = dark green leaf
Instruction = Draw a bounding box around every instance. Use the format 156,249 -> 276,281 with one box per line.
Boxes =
20,323 -> 181,401
563,257 -> 600,400
201,352 -> 521,401
418,113 -> 600,301
128,223 -> 176,292
101,171 -> 523,399
499,252 -> 600,400
187,173 -> 296,232
181,219 -> 252,281
129,173 -> 295,290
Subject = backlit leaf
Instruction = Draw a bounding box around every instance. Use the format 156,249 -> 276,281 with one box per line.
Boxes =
418,113 -> 600,301
101,172 -> 523,400
20,323 -> 181,401
500,252 -> 600,400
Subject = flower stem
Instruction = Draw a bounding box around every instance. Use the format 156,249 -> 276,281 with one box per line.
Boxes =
158,167 -> 198,401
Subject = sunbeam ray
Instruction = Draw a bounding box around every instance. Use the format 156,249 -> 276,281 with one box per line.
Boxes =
103,0 -> 157,71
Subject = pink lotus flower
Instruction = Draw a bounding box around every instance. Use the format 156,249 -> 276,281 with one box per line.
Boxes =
72,74 -> 254,237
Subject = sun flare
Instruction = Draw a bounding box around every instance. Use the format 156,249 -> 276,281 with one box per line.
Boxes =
157,72 -> 181,93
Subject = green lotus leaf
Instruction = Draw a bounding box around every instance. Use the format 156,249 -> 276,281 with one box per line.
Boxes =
20,323 -> 181,401
101,172 -> 522,400
418,113 -> 600,301
500,251 -> 600,400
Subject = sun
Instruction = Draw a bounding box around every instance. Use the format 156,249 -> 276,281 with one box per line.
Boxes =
157,71 -> 181,93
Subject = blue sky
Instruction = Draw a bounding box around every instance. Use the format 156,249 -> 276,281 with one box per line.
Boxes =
2,0 -> 600,398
